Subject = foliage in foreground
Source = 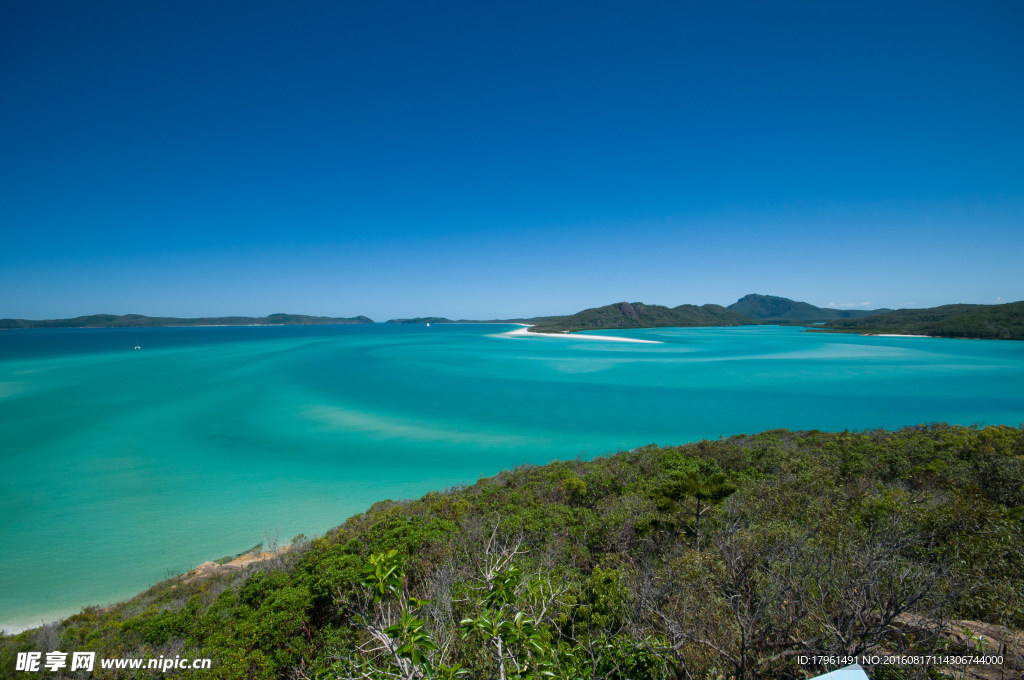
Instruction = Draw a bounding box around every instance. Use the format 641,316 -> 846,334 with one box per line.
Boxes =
2,424 -> 1023,679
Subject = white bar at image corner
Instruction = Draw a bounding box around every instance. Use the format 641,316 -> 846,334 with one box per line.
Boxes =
810,665 -> 870,680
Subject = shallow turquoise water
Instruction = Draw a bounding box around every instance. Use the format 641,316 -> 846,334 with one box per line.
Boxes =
1,323 -> 1022,629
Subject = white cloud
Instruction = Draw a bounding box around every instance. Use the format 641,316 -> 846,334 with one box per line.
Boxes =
825,301 -> 872,309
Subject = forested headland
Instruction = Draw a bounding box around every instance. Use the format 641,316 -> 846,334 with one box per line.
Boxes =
528,302 -> 750,333
813,302 -> 1024,340
527,297 -> 1024,340
3,425 -> 1022,679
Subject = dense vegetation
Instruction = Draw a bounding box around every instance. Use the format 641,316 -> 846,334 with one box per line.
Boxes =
727,294 -> 888,323
529,296 -> 1024,340
0,314 -> 374,329
817,301 -> 1024,340
530,302 -> 750,333
524,294 -> 897,333
4,425 -> 1022,679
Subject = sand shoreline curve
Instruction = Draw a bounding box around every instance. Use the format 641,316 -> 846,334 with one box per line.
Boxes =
865,333 -> 934,338
1,546 -> 292,636
496,325 -> 662,344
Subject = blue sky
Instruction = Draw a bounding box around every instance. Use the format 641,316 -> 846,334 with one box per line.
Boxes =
2,1 -> 1022,320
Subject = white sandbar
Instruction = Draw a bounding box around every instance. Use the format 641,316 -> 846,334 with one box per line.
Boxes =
866,334 -> 933,338
497,325 -> 662,344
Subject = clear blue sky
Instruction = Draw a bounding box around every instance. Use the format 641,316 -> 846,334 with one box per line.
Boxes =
2,1 -> 1022,320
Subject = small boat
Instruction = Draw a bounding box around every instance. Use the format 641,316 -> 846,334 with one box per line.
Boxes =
426,323 -> 430,327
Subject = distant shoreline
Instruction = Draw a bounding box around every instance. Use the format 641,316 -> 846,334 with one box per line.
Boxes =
0,323 -> 362,330
804,329 -> 940,339
0,313 -> 375,330
6,295 -> 1021,340
0,321 -> 528,331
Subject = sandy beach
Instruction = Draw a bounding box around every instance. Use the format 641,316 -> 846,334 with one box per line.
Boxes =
1,621 -> 42,635
497,325 -> 662,344
0,545 -> 293,636
867,334 -> 933,338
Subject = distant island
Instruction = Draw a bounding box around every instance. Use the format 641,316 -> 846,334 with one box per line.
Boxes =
385,317 -> 456,324
5,294 -> 1022,340
0,313 -> 374,329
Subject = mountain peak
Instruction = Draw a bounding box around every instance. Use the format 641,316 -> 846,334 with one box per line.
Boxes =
728,294 -> 884,322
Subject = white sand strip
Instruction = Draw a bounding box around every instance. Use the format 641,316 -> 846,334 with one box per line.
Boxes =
866,334 -> 933,338
1,620 -> 44,634
496,325 -> 662,344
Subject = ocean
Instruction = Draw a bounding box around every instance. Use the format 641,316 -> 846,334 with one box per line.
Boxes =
1,323 -> 1022,630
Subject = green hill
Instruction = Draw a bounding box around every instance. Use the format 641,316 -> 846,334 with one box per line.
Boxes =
818,300 -> 1024,340
0,313 -> 374,329
3,425 -> 1020,679
728,293 -> 888,322
530,301 -> 751,333
525,294 -> 894,334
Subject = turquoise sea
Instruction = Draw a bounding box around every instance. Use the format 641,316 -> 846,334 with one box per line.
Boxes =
2,323 -> 1023,630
